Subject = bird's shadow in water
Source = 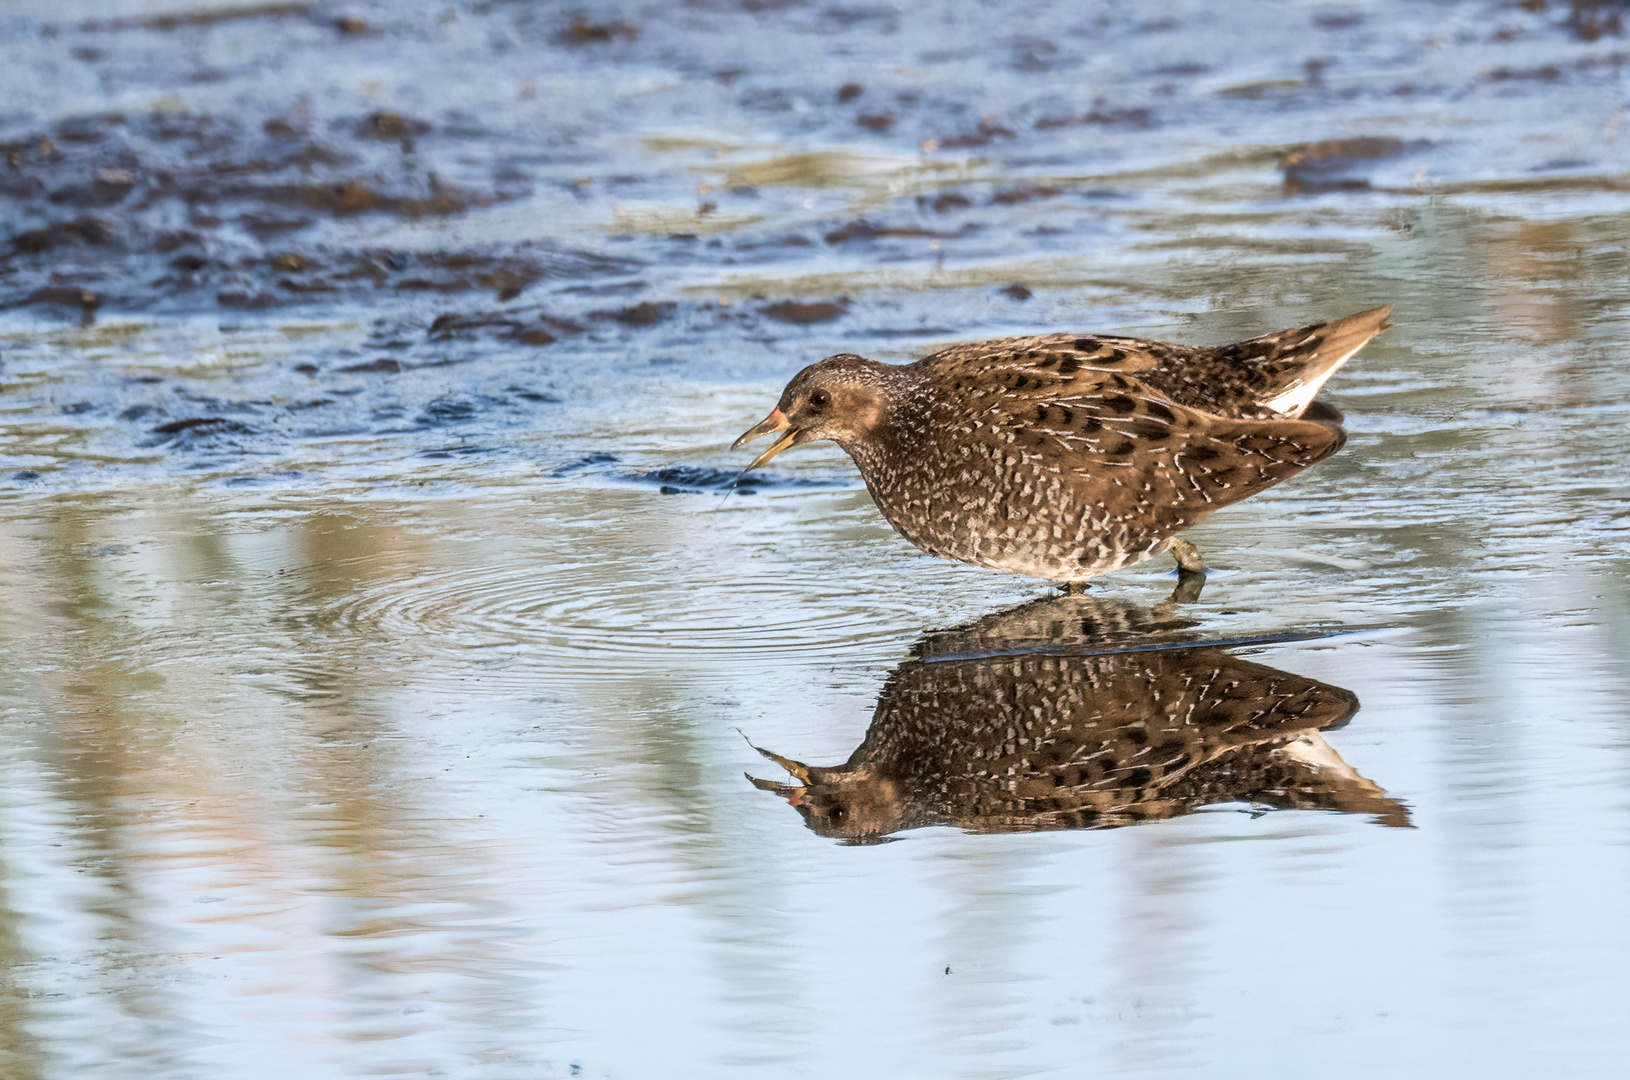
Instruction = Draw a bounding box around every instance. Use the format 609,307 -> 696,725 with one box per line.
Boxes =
746,580 -> 1410,844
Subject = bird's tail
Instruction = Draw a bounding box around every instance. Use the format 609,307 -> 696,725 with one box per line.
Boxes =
1226,305 -> 1393,418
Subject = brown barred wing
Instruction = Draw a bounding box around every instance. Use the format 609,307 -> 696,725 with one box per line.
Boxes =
921,332 -> 1204,385
1134,305 -> 1392,418
918,305 -> 1388,422
995,374 -> 1346,522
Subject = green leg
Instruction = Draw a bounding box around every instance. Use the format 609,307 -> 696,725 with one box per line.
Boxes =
1169,537 -> 1207,575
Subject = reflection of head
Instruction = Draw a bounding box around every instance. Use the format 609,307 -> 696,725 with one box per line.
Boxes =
786,772 -> 905,842
747,758 -> 908,842
748,594 -> 1406,841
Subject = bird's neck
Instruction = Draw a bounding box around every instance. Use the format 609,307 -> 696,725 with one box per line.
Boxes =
835,363 -> 927,472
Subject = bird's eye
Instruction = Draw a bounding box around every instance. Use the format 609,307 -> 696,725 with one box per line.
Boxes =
809,390 -> 830,408
829,805 -> 846,821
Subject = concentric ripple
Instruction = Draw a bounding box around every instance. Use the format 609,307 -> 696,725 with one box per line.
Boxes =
299,559 -> 931,679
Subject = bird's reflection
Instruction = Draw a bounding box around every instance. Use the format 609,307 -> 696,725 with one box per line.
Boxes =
749,587 -> 1408,842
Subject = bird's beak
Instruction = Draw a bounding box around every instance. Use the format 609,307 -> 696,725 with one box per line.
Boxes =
732,407 -> 798,471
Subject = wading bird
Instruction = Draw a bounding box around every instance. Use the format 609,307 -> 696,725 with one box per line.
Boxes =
734,307 -> 1390,588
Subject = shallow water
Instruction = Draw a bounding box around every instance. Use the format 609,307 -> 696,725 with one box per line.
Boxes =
3,1 -> 1630,1077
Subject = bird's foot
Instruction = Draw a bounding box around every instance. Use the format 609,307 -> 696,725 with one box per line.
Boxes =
1165,538 -> 1207,603
1057,580 -> 1091,596
1169,537 -> 1208,575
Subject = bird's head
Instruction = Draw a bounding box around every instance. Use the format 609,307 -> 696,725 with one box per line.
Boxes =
731,354 -> 894,471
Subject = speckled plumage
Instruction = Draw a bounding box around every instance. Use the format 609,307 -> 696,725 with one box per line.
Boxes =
734,306 -> 1391,581
749,595 -> 1409,842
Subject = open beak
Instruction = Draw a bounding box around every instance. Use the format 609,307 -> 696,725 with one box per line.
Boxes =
745,772 -> 806,806
741,737 -> 811,806
732,407 -> 798,471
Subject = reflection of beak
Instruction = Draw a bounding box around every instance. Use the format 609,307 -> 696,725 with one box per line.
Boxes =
732,408 -> 798,471
746,772 -> 806,807
738,731 -> 811,805
753,744 -> 810,783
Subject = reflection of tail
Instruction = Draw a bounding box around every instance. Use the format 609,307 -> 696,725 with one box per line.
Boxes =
1256,732 -> 1412,828
1151,730 -> 1410,829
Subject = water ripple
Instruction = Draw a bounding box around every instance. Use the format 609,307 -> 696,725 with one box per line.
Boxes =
299,561 -> 925,676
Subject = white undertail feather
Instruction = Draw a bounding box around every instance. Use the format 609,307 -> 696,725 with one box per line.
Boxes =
1275,732 -> 1353,774
1272,732 -> 1412,827
1262,305 -> 1392,417
1263,378 -> 1332,417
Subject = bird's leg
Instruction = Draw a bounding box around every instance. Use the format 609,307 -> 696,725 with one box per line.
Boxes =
1166,538 -> 1207,603
1169,537 -> 1207,576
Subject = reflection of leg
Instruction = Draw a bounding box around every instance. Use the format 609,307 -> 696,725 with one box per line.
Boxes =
1167,572 -> 1205,605
1169,537 -> 1207,575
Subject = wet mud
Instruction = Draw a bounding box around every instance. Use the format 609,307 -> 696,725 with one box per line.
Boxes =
5,0 -> 1629,496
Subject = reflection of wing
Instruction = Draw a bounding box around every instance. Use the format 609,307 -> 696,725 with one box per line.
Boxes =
860,647 -> 1361,833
